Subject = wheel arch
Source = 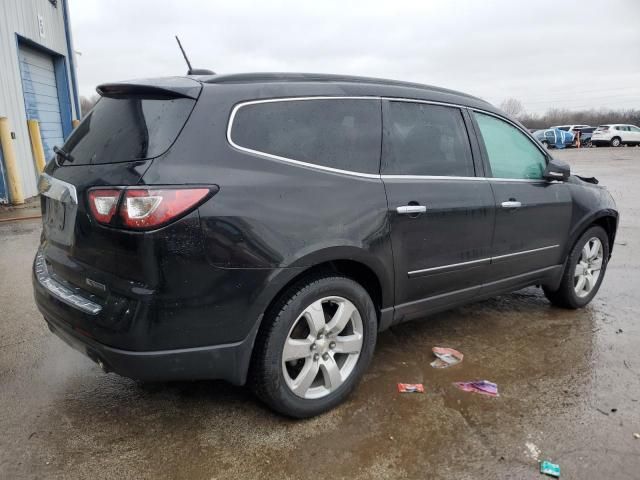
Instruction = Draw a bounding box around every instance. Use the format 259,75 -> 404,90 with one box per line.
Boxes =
567,210 -> 618,259
242,252 -> 392,383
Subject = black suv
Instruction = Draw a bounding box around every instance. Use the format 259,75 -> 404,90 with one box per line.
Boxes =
34,73 -> 618,418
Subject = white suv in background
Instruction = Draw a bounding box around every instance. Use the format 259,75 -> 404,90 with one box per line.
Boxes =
591,124 -> 640,147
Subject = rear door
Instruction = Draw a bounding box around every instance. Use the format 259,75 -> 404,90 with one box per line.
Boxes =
381,100 -> 494,324
470,111 -> 572,293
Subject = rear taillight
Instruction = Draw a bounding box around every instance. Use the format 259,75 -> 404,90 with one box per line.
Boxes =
88,189 -> 121,224
121,188 -> 210,230
88,187 -> 211,230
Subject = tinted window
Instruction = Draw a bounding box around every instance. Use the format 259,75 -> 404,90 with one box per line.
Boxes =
231,99 -> 381,174
474,112 -> 547,180
63,96 -> 195,165
382,102 -> 474,176
558,127 -> 570,131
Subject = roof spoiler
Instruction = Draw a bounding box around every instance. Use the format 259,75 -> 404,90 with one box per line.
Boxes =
96,77 -> 202,100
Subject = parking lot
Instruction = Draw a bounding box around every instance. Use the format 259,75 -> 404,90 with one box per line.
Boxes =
1,147 -> 639,479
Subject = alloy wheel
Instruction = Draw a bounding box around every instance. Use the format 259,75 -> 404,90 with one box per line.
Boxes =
574,237 -> 604,298
282,296 -> 363,399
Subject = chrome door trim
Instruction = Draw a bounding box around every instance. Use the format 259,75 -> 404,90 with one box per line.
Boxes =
491,244 -> 559,261
407,244 -> 560,277
38,173 -> 78,204
408,257 -> 490,277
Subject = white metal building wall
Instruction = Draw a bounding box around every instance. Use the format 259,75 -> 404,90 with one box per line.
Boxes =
0,0 -> 78,199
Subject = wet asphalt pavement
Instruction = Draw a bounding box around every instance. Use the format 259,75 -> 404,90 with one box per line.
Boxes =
1,147 -> 639,479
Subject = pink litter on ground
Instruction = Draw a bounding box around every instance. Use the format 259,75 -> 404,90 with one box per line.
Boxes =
430,347 -> 464,368
454,380 -> 499,397
397,383 -> 425,393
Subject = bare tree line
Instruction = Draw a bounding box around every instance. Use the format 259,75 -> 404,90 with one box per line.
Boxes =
80,94 -> 100,117
500,98 -> 640,130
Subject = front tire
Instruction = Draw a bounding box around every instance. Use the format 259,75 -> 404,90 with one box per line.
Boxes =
543,226 -> 609,309
250,274 -> 377,418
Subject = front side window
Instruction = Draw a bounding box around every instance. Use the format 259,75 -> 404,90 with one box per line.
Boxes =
230,99 -> 381,174
474,112 -> 547,180
382,102 -> 474,176
630,126 -> 640,132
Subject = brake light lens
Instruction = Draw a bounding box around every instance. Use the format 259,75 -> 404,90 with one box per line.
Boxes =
88,189 -> 121,224
121,188 -> 210,230
87,187 -> 211,230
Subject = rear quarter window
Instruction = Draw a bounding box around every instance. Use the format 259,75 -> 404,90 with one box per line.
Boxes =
229,99 -> 381,174
63,96 -> 195,165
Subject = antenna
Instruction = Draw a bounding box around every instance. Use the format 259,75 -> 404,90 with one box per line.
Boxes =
175,35 -> 193,73
174,35 -> 215,75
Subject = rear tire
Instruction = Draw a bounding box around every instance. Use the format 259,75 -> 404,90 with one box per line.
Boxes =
543,226 -> 609,309
250,274 -> 377,418
611,137 -> 621,147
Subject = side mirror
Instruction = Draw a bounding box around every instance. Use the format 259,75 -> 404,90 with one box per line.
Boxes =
544,158 -> 570,181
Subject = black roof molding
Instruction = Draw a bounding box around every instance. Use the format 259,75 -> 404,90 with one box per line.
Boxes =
199,72 -> 486,103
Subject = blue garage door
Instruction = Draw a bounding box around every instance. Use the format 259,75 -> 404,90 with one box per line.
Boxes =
18,45 -> 65,162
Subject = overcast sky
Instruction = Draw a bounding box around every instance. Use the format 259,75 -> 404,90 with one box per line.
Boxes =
68,0 -> 640,115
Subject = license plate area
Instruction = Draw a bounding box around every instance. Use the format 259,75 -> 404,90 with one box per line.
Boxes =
44,198 -> 66,231
39,173 -> 78,247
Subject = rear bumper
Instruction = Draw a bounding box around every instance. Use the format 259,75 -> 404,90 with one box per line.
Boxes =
42,307 -> 259,385
33,247 -> 267,385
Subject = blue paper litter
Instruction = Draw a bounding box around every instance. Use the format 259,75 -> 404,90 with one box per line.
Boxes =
540,460 -> 560,477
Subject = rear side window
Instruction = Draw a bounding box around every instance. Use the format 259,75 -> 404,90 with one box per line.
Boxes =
63,96 -> 195,164
230,99 -> 381,174
382,102 -> 474,176
474,112 -> 547,180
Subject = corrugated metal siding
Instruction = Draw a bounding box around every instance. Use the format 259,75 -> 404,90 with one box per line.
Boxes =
0,0 -> 77,199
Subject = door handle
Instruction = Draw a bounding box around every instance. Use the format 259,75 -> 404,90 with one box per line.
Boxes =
397,205 -> 427,214
501,201 -> 522,209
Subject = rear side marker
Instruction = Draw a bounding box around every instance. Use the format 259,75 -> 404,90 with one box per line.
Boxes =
88,187 -> 215,230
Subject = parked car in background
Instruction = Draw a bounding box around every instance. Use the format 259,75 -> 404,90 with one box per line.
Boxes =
533,128 -> 574,149
550,125 -> 592,133
574,126 -> 596,147
591,124 -> 640,147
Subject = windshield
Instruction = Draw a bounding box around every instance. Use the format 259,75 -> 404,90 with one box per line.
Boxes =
61,96 -> 195,165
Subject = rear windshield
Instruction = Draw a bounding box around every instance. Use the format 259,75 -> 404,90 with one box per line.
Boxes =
61,96 -> 195,165
596,126 -> 610,131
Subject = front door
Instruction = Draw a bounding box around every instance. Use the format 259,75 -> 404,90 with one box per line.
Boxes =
382,100 -> 495,324
471,111 -> 572,293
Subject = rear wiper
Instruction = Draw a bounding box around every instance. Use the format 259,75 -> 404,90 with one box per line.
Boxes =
53,145 -> 74,163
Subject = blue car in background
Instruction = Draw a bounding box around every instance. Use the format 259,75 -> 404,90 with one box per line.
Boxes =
533,128 -> 574,149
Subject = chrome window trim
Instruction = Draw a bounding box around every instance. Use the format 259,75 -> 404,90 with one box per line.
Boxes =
227,96 -> 382,180
407,244 -> 560,276
38,173 -> 78,204
226,95 -> 551,180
